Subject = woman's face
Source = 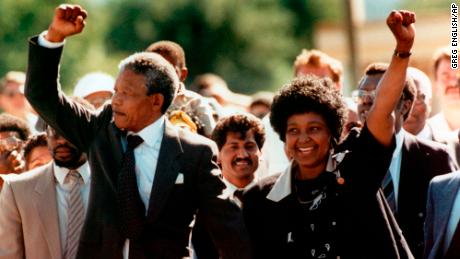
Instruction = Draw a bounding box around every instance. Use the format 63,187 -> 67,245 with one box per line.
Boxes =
285,112 -> 332,179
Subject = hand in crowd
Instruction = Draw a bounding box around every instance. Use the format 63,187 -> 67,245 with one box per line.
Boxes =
46,4 -> 87,42
7,150 -> 25,173
386,10 -> 416,52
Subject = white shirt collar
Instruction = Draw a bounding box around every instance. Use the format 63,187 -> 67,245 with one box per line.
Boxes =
54,161 -> 91,186
128,116 -> 165,147
416,123 -> 432,140
222,177 -> 257,193
266,151 -> 346,202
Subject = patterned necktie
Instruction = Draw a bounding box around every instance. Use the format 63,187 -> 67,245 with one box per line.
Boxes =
381,169 -> 397,213
64,170 -> 84,259
117,135 -> 145,240
444,222 -> 460,259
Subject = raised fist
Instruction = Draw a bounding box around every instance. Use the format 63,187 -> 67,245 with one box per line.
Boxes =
386,10 -> 416,52
45,4 -> 88,42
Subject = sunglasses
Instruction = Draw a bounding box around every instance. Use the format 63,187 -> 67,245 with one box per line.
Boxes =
352,89 -> 376,104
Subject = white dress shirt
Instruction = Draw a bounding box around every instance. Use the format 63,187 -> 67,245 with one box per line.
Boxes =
54,161 -> 91,255
388,129 -> 405,209
122,116 -> 165,258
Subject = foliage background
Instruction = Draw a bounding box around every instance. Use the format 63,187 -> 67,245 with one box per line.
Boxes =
0,0 -> 453,95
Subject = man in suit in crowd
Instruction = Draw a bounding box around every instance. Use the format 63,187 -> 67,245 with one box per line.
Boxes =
24,4 -> 251,259
0,123 -> 90,259
192,114 -> 265,258
424,170 -> 460,259
356,62 -> 457,258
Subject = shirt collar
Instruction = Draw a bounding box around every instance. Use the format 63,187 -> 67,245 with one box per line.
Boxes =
222,177 -> 257,193
128,116 -> 165,147
266,151 -> 346,202
54,161 -> 91,186
416,123 -> 432,140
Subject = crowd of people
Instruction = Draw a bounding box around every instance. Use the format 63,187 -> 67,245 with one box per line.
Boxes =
0,4 -> 459,259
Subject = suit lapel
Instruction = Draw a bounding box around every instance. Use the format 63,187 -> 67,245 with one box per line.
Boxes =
398,134 -> 417,211
34,164 -> 62,259
147,121 -> 183,222
102,123 -> 125,192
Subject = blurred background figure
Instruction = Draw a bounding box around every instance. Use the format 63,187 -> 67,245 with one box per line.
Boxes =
23,132 -> 51,171
249,91 -> 273,119
427,47 -> 460,142
0,113 -> 30,175
72,71 -> 115,109
190,73 -> 251,115
294,49 -> 343,90
403,66 -> 438,141
0,71 -> 38,132
146,40 -> 217,137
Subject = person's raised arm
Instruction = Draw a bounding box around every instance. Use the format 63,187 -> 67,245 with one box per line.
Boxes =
366,10 -> 415,147
45,4 -> 87,43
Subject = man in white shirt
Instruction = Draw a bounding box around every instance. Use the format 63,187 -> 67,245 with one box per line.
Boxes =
427,47 -> 460,142
0,123 -> 90,259
24,4 -> 251,259
192,113 -> 265,259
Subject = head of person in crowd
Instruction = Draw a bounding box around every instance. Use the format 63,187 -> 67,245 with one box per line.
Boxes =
270,75 -> 346,179
146,40 -> 188,82
113,52 -> 179,132
45,124 -> 86,169
73,72 -> 115,109
293,49 -> 343,90
355,62 -> 416,133
212,114 -> 265,188
190,73 -> 251,110
249,91 -> 274,119
403,67 -> 433,135
23,132 -> 52,170
0,114 -> 31,174
0,71 -> 33,120
432,47 -> 460,117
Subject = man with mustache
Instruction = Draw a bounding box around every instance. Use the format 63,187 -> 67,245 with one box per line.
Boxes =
427,47 -> 460,142
192,114 -> 265,259
0,123 -> 90,259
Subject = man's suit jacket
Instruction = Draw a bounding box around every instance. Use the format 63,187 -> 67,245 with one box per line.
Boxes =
396,133 -> 457,258
424,171 -> 460,259
0,162 -> 63,259
25,37 -> 251,259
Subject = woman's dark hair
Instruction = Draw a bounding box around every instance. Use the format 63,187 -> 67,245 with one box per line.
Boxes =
270,75 -> 346,144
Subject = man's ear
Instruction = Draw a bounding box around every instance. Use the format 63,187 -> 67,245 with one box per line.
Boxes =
179,67 -> 188,82
150,93 -> 164,112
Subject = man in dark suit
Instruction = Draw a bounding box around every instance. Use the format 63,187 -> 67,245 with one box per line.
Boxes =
356,63 -> 458,258
424,171 -> 460,259
24,4 -> 251,259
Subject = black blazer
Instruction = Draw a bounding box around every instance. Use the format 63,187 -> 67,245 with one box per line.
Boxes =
396,133 -> 457,258
25,37 -> 251,259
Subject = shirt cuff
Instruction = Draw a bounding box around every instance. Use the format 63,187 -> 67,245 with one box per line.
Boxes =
38,30 -> 65,48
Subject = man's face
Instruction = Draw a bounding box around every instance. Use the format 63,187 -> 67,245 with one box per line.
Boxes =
46,127 -> 85,168
435,58 -> 460,109
403,80 -> 431,134
296,64 -> 341,90
112,69 -> 158,132
219,130 -> 261,188
0,82 -> 27,114
356,74 -> 382,123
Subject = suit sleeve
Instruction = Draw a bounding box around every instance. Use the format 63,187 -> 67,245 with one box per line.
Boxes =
0,180 -> 25,259
25,36 -> 111,151
194,144 -> 252,259
423,180 -> 435,259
